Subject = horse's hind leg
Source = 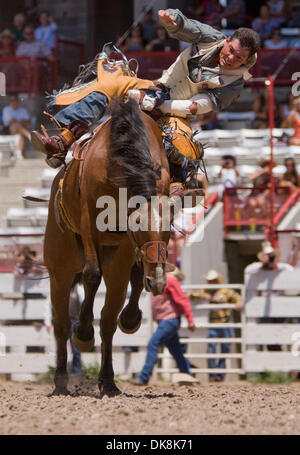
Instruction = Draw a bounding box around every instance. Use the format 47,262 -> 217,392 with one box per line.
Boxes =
118,262 -> 144,334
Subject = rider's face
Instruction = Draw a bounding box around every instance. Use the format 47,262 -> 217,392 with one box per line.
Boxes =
219,38 -> 250,70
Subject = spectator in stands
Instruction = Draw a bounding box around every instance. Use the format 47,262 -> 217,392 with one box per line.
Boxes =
44,280 -> 84,376
10,12 -> 26,42
190,269 -> 241,382
281,93 -> 298,123
252,87 -> 269,129
264,27 -> 288,49
34,11 -> 58,51
121,24 -> 145,52
2,94 -> 31,157
220,0 -> 247,28
218,155 -> 239,195
267,0 -> 287,28
286,0 -> 300,27
0,29 -> 16,56
16,24 -> 54,63
140,8 -> 156,44
279,157 -> 300,191
14,246 -> 37,276
283,97 -> 300,145
246,159 -> 274,220
145,24 -> 179,52
193,0 -> 224,28
251,4 -> 278,42
132,267 -> 196,385
252,87 -> 282,129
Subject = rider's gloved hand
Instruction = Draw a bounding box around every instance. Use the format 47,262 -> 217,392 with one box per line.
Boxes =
125,89 -> 157,111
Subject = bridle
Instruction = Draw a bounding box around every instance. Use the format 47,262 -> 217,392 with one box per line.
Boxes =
127,230 -> 168,265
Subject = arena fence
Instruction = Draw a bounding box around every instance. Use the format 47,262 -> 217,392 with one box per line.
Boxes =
1,263 -> 300,381
0,273 -> 152,381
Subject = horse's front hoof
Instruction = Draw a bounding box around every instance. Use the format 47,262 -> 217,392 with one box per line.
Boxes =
48,386 -> 71,397
118,308 -> 142,334
72,330 -> 95,352
98,381 -> 122,398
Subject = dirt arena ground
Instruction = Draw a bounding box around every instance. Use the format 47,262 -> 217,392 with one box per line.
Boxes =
0,377 -> 300,435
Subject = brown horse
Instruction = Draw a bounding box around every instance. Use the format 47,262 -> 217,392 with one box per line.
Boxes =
44,98 -> 174,397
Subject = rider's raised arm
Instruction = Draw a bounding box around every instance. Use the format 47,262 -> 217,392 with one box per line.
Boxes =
159,8 -> 225,44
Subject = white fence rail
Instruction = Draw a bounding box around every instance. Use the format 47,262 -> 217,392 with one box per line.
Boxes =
0,274 -> 153,379
1,269 -> 300,381
244,269 -> 300,374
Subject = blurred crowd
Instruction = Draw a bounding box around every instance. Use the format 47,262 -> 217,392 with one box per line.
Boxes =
0,10 -> 57,60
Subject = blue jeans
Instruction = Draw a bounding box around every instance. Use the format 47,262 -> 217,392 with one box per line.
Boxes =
55,92 -> 108,127
139,318 -> 191,383
207,327 -> 233,380
69,322 -> 82,373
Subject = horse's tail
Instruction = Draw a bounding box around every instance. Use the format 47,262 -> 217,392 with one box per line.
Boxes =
109,98 -> 158,200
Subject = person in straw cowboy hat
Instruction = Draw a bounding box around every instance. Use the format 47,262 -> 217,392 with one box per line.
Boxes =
0,29 -> 16,56
189,269 -> 241,382
245,241 -> 294,275
132,267 -> 196,385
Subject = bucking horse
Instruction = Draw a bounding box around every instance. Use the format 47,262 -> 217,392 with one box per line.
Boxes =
45,98 -> 177,397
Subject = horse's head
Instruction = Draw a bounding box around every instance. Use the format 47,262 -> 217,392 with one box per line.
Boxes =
128,195 -> 175,295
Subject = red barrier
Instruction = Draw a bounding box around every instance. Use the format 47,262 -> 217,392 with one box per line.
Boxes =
0,56 -> 56,95
0,56 -> 31,93
223,186 -> 300,236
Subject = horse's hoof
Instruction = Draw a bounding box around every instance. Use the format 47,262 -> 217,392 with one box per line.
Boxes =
99,382 -> 122,398
72,331 -> 95,352
118,309 -> 142,334
48,387 -> 70,397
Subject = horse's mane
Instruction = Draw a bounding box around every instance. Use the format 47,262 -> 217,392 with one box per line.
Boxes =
109,98 -> 159,200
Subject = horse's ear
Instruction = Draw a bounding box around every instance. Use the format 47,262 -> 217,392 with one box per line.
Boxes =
165,262 -> 176,272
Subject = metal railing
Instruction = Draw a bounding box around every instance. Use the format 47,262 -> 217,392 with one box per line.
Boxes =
223,186 -> 300,236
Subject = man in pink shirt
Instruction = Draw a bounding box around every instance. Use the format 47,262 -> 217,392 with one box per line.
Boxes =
132,268 -> 196,385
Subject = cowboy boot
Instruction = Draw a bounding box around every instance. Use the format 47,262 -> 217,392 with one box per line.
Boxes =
31,120 -> 90,168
